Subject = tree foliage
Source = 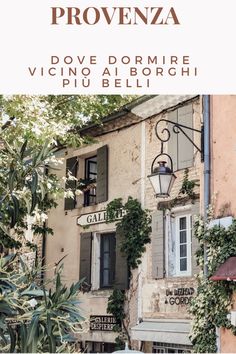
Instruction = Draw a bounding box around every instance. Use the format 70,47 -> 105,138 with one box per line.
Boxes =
0,254 -> 84,353
0,94 -> 135,351
0,95 -> 136,147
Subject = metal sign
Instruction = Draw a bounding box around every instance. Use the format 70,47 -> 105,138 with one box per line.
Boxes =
77,209 -> 125,226
90,315 -> 120,331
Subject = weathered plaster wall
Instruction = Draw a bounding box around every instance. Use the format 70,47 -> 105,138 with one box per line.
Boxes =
211,95 -> 236,353
141,98 -> 201,320
45,122 -> 142,344
212,95 -> 236,218
45,96 -> 202,347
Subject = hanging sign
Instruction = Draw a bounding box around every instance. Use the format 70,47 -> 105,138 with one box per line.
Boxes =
90,315 -> 120,331
77,209 -> 125,226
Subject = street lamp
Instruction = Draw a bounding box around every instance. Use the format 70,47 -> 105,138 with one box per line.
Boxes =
148,159 -> 176,198
148,118 -> 203,198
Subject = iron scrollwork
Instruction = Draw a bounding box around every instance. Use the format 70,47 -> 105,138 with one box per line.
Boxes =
154,119 -> 204,165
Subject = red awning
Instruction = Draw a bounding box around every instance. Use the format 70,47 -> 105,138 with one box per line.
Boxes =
210,257 -> 236,281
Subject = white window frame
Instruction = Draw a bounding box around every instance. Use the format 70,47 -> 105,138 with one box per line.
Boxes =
175,214 -> 192,276
90,229 -> 116,290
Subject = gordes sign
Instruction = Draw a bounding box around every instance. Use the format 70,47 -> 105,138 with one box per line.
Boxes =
77,209 -> 125,226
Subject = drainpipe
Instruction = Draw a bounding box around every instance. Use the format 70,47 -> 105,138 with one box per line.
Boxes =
137,121 -> 146,338
203,95 -> 211,277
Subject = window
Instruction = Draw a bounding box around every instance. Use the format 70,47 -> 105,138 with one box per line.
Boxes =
100,233 -> 116,288
175,215 -> 192,276
165,211 -> 192,277
152,203 -> 199,280
153,342 -> 192,353
168,104 -> 194,171
79,231 -> 128,290
84,156 -> 97,206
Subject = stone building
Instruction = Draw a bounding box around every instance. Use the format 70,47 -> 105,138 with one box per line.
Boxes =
205,96 -> 236,353
45,95 -> 203,353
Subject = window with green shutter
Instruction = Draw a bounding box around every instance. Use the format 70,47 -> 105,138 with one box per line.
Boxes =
168,104 -> 194,171
64,156 -> 78,210
83,145 -> 109,207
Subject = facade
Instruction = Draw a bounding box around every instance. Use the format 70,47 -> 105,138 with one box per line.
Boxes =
210,96 -> 236,353
45,95 -> 203,352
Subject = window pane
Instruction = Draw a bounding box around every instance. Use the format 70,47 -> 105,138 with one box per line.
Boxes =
89,162 -> 97,175
180,231 -> 187,244
180,244 -> 187,257
103,253 -> 109,268
100,234 -> 116,288
179,217 -> 186,230
180,258 -> 187,271
103,237 -> 109,252
103,269 -> 109,286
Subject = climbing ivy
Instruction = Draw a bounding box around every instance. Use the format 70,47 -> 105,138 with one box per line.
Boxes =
106,197 -> 151,348
107,289 -> 128,349
189,214 -> 236,353
106,196 -> 151,269
179,168 -> 197,200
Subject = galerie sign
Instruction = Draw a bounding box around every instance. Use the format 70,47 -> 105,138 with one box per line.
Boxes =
77,209 -> 125,226
90,315 -> 120,331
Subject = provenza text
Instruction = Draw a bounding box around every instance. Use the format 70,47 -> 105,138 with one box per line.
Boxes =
51,7 -> 180,26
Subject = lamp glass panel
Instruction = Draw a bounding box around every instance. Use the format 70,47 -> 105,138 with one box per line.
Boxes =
159,174 -> 172,195
149,174 -> 161,195
168,174 -> 177,194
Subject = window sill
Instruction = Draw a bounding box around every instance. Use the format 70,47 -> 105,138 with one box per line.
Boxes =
90,288 -> 114,297
165,275 -> 195,281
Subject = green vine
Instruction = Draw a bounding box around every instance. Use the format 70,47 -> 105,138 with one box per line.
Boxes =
189,214 -> 236,352
106,196 -> 151,270
106,197 -> 151,348
179,168 -> 197,200
107,289 -> 127,349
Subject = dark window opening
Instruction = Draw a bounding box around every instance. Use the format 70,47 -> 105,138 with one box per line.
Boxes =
84,156 -> 97,206
100,233 -> 116,288
86,341 -> 115,353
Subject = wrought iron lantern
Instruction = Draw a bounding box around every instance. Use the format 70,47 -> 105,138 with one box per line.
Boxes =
148,117 -> 203,198
148,159 -> 176,198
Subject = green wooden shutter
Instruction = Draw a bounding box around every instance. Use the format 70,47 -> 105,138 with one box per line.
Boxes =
168,110 -> 178,171
114,228 -> 129,289
64,157 -> 78,210
96,145 -> 108,203
109,233 -> 116,286
178,104 -> 194,169
152,210 -> 164,279
79,232 -> 92,284
191,201 -> 200,276
168,104 -> 194,171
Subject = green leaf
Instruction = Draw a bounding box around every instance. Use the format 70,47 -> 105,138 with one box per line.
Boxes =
27,315 -> 39,345
31,171 -> 38,194
9,206 -> 15,229
11,194 -> 19,227
21,289 -> 46,297
8,325 -> 16,353
30,192 -> 38,214
20,140 -> 28,160
20,324 -> 28,353
8,169 -> 17,192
